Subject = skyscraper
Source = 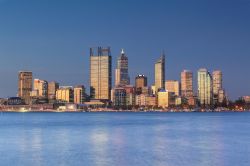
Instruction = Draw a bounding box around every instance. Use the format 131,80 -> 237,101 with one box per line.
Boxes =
155,54 -> 165,92
181,70 -> 193,98
135,75 -> 147,94
90,47 -> 112,100
212,70 -> 223,104
115,49 -> 130,86
198,68 -> 213,106
18,71 -> 33,104
33,79 -> 48,98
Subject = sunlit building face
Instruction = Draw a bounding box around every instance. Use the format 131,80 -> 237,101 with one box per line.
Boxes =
181,70 -> 193,98
33,79 -> 48,98
74,85 -> 85,104
198,68 -> 213,106
90,47 -> 112,100
155,55 -> 165,92
165,80 -> 180,96
56,86 -> 74,103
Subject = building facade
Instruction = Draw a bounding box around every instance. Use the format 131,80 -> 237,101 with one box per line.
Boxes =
198,68 -> 213,106
155,54 -> 165,92
115,49 -> 130,86
165,80 -> 180,96
56,86 -> 74,103
74,85 -> 86,104
157,90 -> 171,108
18,71 -> 33,104
33,79 -> 48,98
212,70 -> 223,104
112,87 -> 127,107
90,47 -> 112,100
135,75 -> 147,94
181,70 -> 193,98
48,81 -> 59,101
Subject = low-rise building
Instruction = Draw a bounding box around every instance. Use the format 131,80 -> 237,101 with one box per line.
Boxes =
56,86 -> 74,103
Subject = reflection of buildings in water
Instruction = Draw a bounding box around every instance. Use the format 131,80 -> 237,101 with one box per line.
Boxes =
110,128 -> 127,165
198,119 -> 225,166
90,128 -> 110,165
31,129 -> 43,166
151,124 -> 171,165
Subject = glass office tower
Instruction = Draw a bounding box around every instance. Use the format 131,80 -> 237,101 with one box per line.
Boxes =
90,47 -> 112,100
155,54 -> 165,92
198,68 -> 213,106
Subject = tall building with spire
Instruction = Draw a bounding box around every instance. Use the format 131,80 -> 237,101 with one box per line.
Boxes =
155,53 -> 165,92
198,68 -> 213,106
90,47 -> 112,100
115,49 -> 130,86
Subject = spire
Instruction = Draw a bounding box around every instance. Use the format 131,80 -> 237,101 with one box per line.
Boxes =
121,48 -> 125,55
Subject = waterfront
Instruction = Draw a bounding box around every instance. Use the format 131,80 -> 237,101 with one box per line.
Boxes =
0,112 -> 250,166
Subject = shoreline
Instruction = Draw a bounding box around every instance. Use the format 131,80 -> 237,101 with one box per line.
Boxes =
0,109 -> 248,113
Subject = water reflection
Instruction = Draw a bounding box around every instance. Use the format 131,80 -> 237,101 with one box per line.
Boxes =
0,112 -> 249,166
90,127 -> 110,166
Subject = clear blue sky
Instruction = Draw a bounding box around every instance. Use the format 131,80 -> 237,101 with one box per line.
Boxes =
0,0 -> 249,100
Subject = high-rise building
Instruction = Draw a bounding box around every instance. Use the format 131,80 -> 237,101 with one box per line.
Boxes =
33,79 -> 48,98
212,70 -> 223,104
165,80 -> 180,96
74,85 -> 86,104
135,75 -> 147,94
48,81 -> 59,100
56,86 -> 74,103
18,71 -> 33,104
115,49 -> 130,86
198,68 -> 213,106
90,47 -> 112,100
181,70 -> 193,98
155,54 -> 165,92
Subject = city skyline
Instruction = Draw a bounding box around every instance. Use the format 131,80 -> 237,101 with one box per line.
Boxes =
0,46 -> 244,102
0,0 -> 250,99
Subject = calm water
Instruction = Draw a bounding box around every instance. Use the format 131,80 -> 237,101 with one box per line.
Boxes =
0,112 -> 250,166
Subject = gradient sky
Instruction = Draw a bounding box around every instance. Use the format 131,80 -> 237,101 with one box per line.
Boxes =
0,0 -> 249,100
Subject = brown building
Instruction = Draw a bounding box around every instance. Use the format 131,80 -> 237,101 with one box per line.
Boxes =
135,75 -> 147,94
48,81 -> 59,101
181,70 -> 193,98
18,71 -> 33,104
